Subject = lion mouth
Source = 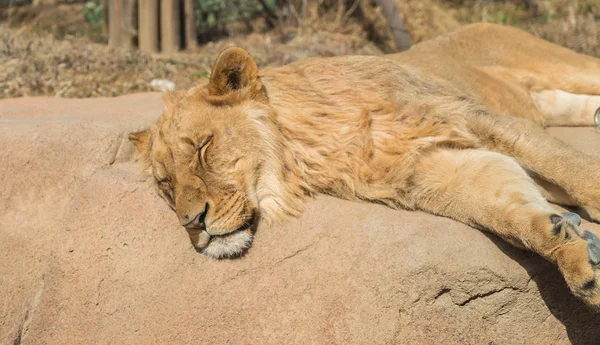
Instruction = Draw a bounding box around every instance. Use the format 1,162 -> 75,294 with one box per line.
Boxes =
190,213 -> 257,259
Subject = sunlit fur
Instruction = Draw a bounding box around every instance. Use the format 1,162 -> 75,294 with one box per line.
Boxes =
130,23 -> 600,307
200,230 -> 253,259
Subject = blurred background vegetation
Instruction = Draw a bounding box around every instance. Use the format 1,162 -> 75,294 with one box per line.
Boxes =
0,0 -> 598,98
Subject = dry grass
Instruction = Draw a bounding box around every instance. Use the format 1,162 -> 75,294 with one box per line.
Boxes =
0,26 -> 206,98
451,0 -> 600,57
0,0 -> 598,99
0,21 -> 381,98
361,0 -> 461,52
364,0 -> 599,57
2,3 -> 105,42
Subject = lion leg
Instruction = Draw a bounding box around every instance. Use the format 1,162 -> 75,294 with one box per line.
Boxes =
531,90 -> 600,127
532,176 -> 578,207
409,148 -> 600,307
467,112 -> 600,222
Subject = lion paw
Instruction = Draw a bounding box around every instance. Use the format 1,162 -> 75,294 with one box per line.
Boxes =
551,213 -> 600,308
583,231 -> 600,265
561,211 -> 582,226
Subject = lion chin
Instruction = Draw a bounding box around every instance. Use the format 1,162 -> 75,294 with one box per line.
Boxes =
194,229 -> 254,259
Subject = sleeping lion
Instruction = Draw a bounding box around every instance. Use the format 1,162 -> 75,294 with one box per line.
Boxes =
130,23 -> 600,307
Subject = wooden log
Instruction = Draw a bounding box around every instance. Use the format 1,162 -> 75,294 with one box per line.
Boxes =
161,0 -> 181,55
139,0 -> 159,53
108,0 -> 136,49
102,0 -> 109,36
124,0 -> 137,49
183,0 -> 198,50
108,0 -> 123,48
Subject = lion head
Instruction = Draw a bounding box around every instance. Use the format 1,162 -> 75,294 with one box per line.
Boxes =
129,48 -> 303,259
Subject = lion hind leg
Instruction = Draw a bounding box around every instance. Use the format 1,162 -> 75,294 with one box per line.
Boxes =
409,148 -> 600,307
531,89 -> 600,127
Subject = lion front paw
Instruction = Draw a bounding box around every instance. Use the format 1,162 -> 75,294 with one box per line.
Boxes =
553,213 -> 600,308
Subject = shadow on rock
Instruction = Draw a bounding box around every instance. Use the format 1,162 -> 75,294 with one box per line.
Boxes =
484,232 -> 600,345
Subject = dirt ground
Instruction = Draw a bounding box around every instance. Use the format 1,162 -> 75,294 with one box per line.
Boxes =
0,0 -> 598,99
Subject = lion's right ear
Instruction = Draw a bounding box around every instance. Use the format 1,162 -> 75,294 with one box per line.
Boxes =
128,129 -> 151,161
208,47 -> 264,99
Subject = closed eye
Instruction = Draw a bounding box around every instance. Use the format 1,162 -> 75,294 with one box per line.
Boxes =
197,135 -> 213,168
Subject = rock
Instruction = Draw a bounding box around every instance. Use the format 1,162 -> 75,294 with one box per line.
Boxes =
149,78 -> 175,93
1,93 -> 599,344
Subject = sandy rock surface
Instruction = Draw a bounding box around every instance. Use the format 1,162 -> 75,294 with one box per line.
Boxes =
1,93 -> 599,345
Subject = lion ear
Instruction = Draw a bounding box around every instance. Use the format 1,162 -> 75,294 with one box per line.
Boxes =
128,129 -> 152,161
208,47 -> 263,98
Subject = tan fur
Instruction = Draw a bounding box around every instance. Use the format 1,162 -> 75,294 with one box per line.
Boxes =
130,23 -> 600,307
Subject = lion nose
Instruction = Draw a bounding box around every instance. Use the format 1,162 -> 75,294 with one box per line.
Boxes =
184,205 -> 208,230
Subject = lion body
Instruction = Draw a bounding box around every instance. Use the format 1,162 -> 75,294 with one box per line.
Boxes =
262,54 -> 480,209
131,23 -> 600,306
393,24 -> 600,125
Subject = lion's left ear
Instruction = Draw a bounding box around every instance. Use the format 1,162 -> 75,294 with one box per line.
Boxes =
208,47 -> 264,99
128,129 -> 152,162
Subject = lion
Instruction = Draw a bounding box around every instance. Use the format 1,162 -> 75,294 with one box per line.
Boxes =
129,23 -> 600,307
